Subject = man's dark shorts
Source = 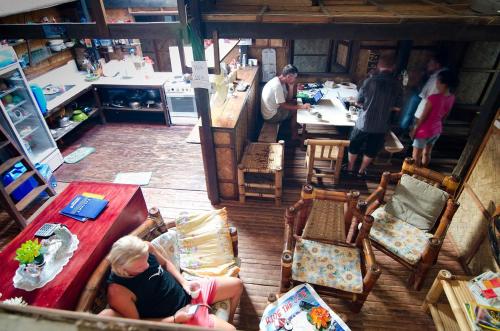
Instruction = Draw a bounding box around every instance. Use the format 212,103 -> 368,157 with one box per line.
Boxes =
348,127 -> 385,158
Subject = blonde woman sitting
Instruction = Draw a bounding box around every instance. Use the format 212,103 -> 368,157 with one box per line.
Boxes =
99,235 -> 243,330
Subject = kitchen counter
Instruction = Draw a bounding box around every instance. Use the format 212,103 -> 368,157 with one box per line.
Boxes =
211,67 -> 259,129
30,60 -> 176,112
211,67 -> 260,200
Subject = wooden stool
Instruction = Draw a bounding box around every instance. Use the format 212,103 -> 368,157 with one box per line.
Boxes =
238,141 -> 284,206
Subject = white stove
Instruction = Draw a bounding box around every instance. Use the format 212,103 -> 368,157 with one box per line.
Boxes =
165,79 -> 194,96
165,78 -> 197,122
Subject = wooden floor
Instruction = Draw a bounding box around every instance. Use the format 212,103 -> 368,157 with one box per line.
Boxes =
0,121 -> 465,330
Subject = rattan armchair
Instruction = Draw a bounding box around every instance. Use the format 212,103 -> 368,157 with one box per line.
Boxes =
280,185 -> 381,313
76,208 -> 239,320
363,157 -> 459,290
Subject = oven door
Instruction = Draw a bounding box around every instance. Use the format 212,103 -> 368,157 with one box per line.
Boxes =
166,95 -> 198,118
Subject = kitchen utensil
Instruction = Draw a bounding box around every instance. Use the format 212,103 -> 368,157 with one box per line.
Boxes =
72,110 -> 88,122
145,89 -> 158,100
145,100 -> 155,108
43,85 -> 60,95
129,101 -> 141,110
58,116 -> 71,128
64,41 -> 75,48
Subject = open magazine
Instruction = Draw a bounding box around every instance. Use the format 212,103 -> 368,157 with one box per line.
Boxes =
259,284 -> 350,331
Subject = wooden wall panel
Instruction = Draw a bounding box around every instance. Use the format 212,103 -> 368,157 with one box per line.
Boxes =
449,120 -> 500,274
215,146 -> 235,180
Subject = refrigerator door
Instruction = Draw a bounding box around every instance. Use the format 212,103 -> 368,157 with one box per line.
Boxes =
0,62 -> 61,168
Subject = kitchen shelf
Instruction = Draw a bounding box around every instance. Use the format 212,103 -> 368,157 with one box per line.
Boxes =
19,125 -> 40,139
0,86 -> 21,98
4,99 -> 27,112
12,112 -> 34,126
52,108 -> 99,142
102,106 -> 165,113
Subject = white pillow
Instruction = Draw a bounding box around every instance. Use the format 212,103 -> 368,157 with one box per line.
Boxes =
151,229 -> 180,271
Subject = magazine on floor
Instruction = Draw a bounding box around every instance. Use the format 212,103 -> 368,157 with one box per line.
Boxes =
259,283 -> 350,331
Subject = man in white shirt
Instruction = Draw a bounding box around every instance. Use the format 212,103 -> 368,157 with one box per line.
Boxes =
414,54 -> 447,119
261,64 -> 310,140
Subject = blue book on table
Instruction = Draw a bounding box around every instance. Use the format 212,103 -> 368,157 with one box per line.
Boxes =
60,195 -> 109,220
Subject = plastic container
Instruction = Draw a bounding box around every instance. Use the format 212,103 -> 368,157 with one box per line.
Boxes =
2,162 -> 57,203
30,84 -> 47,115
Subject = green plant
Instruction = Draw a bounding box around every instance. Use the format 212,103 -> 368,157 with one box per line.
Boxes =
15,239 -> 43,265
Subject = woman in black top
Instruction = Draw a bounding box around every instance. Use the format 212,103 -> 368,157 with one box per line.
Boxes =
99,235 -> 242,330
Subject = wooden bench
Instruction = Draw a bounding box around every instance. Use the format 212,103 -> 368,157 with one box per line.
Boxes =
258,122 -> 280,143
237,141 -> 284,206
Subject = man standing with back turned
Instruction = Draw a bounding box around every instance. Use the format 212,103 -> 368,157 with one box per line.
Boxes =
347,55 -> 402,178
261,64 -> 311,141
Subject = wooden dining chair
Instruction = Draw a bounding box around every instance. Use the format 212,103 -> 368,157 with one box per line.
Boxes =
304,139 -> 350,185
280,185 -> 381,312
361,158 -> 460,290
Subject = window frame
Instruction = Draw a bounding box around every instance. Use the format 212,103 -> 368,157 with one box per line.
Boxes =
290,39 -> 353,74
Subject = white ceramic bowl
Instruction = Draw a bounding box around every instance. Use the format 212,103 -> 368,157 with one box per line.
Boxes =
49,39 -> 64,45
50,44 -> 62,52
64,41 -> 75,48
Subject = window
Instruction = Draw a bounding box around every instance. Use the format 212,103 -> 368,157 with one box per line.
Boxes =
292,39 -> 352,73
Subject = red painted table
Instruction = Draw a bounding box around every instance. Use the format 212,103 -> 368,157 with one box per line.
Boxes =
0,181 -> 147,310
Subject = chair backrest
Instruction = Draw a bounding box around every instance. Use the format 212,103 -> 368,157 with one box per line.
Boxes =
305,139 -> 350,161
401,157 -> 459,196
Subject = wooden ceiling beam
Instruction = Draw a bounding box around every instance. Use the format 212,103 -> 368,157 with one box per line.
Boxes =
0,21 -> 183,40
203,21 -> 500,41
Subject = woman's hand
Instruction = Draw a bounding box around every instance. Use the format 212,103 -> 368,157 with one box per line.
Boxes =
182,280 -> 201,296
173,305 -> 194,324
409,127 -> 416,140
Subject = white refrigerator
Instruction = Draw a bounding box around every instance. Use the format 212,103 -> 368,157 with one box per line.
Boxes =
0,46 -> 63,170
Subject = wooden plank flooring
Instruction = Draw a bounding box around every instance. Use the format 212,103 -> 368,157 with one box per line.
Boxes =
0,122 -> 465,330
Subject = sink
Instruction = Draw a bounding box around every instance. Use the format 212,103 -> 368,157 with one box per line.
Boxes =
43,84 -> 75,102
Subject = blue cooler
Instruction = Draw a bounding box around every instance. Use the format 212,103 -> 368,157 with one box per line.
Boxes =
2,162 -> 57,203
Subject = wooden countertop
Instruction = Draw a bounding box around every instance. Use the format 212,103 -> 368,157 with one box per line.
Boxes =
211,67 -> 258,129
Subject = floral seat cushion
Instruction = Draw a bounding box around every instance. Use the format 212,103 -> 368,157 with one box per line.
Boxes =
370,207 -> 433,265
292,238 -> 363,294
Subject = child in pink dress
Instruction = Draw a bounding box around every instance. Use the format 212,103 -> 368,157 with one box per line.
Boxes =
410,70 -> 458,167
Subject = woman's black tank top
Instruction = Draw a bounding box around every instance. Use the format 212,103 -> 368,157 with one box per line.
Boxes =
108,253 -> 191,318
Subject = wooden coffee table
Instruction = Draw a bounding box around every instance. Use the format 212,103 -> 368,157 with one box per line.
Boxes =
0,181 -> 147,310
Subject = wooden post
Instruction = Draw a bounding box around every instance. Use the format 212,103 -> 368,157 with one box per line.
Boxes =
395,40 -> 413,75
213,30 -> 220,75
237,164 -> 246,203
423,269 -> 452,312
345,190 -> 359,242
87,0 -> 109,37
356,214 -> 374,248
148,207 -> 168,233
296,185 -> 313,236
188,0 -> 220,205
412,237 -> 442,290
280,250 -> 293,293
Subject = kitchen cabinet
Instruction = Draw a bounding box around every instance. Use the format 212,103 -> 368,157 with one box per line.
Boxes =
211,67 -> 259,200
94,81 -> 171,126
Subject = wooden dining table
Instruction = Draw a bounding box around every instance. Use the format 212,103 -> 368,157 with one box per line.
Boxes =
297,85 -> 359,137
0,181 -> 147,310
